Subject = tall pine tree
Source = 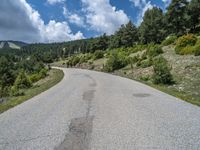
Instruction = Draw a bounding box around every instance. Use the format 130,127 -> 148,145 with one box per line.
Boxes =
139,7 -> 165,44
166,0 -> 189,36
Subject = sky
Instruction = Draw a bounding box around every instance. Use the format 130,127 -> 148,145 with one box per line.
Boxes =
0,0 -> 171,43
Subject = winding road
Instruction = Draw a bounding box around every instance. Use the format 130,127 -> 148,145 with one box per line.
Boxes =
0,68 -> 200,150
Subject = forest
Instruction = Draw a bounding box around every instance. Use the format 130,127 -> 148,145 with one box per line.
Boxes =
0,0 -> 200,100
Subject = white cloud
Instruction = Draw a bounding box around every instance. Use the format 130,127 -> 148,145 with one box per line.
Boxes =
43,20 -> 84,43
130,0 -> 146,8
130,0 -> 153,25
162,0 -> 171,6
63,6 -> 85,27
0,0 -> 84,43
47,0 -> 65,5
81,0 -> 129,35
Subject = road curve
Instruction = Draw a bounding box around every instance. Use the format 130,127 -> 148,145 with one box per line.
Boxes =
0,68 -> 200,150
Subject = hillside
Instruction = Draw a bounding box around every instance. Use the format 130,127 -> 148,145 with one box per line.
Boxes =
52,37 -> 200,106
0,41 -> 27,49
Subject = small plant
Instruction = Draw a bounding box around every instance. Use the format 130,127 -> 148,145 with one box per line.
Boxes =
175,34 -> 197,55
10,86 -> 24,96
152,56 -> 173,85
140,76 -> 150,81
140,58 -> 153,68
14,70 -> 32,89
162,35 -> 177,46
93,50 -> 104,60
147,45 -> 163,57
194,40 -> 200,56
104,51 -> 128,72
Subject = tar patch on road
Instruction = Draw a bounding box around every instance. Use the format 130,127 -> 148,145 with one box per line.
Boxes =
56,80 -> 96,150
133,93 -> 151,98
55,117 -> 94,150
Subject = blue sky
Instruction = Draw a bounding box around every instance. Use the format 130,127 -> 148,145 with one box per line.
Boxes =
0,0 -> 171,43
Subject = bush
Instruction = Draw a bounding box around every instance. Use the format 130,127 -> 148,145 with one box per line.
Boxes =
29,68 -> 48,83
194,40 -> 200,56
147,45 -> 163,57
162,35 -> 177,46
0,86 -> 10,97
139,58 -> 153,68
180,46 -> 195,55
39,68 -> 48,78
128,45 -> 147,54
67,56 -> 81,66
29,74 -> 40,83
104,51 -> 128,72
14,70 -> 32,89
71,56 -> 80,66
175,34 -> 197,54
93,50 -> 104,60
10,86 -> 24,96
152,56 -> 173,85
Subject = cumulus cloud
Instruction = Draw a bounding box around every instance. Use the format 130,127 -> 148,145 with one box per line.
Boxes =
63,6 -> 85,27
47,0 -> 65,5
0,0 -> 84,43
81,0 -> 129,35
43,20 -> 84,43
130,0 -> 153,25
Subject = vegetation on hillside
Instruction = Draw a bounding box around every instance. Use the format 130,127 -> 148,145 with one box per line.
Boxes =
0,69 -> 64,113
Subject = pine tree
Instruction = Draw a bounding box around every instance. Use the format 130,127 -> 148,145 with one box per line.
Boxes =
187,0 -> 200,33
166,0 -> 189,36
139,7 -> 165,44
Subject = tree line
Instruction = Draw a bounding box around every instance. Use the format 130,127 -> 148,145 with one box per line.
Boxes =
20,0 -> 200,61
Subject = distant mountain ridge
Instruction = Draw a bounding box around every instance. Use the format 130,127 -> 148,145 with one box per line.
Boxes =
0,41 -> 27,49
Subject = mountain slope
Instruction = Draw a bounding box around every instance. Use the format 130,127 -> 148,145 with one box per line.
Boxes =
0,41 -> 27,49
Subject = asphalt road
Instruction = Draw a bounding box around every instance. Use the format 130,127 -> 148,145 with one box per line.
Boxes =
0,68 -> 200,150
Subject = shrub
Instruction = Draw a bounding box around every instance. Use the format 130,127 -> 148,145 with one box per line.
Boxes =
194,46 -> 200,56
93,50 -> 104,60
180,46 -> 195,55
29,74 -> 40,83
162,35 -> 177,46
79,56 -> 87,64
14,70 -> 32,89
104,51 -> 128,72
147,45 -> 163,57
67,56 -> 80,66
71,56 -> 80,66
39,68 -> 48,78
152,56 -> 173,85
175,34 -> 197,54
0,86 -> 10,97
194,40 -> 200,56
10,86 -> 24,96
128,45 -> 147,54
139,58 -> 153,68
128,56 -> 139,66
140,76 -> 150,81
29,68 -> 48,83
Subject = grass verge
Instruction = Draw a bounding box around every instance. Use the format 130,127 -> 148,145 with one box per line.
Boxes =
0,69 -> 64,113
146,83 -> 200,106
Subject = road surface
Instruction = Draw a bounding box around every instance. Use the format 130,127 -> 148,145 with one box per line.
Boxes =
0,68 -> 200,150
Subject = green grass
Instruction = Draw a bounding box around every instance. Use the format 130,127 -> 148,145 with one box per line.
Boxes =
146,83 -> 200,106
0,69 -> 64,113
